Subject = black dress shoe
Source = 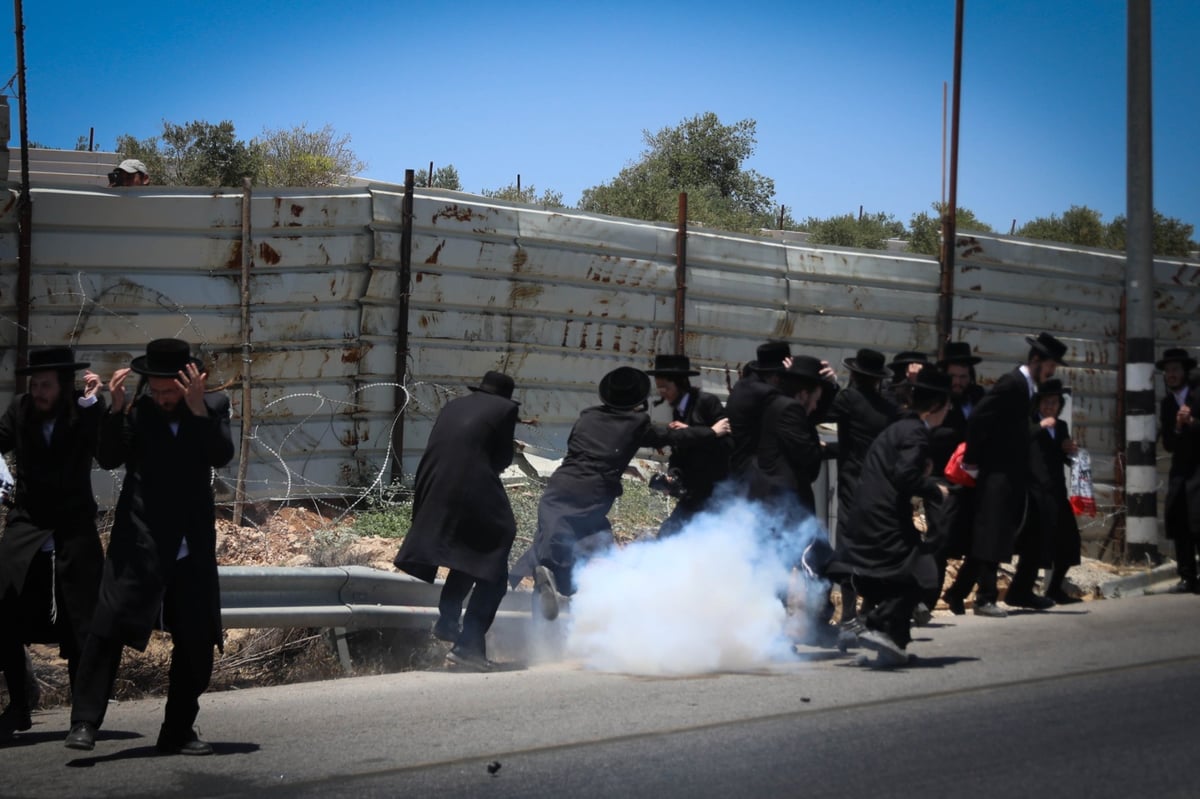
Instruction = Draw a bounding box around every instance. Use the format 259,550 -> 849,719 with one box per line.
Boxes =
156,727 -> 214,756
1005,592 -> 1055,610
1166,580 -> 1200,595
1046,589 -> 1082,604
942,593 -> 966,616
973,602 -> 1008,618
431,619 -> 461,643
446,646 -> 494,672
64,721 -> 97,751
0,705 -> 32,741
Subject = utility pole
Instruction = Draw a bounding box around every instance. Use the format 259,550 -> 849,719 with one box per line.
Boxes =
1123,0 -> 1158,560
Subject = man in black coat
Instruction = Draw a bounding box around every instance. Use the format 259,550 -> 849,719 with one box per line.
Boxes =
951,332 -> 1067,617
645,354 -> 731,538
66,339 -> 234,755
1026,379 -> 1082,604
511,367 -> 729,619
1158,347 -> 1200,594
882,351 -> 930,411
393,371 -> 521,670
0,347 -> 105,741
827,366 -> 952,667
725,342 -> 791,482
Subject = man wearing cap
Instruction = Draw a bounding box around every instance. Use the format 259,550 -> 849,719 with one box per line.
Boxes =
1026,378 -> 1082,604
952,332 -> 1068,617
108,158 -> 151,187
883,351 -> 930,411
827,349 -> 897,627
393,371 -> 521,670
1158,347 -> 1200,594
66,338 -> 234,755
0,347 -> 105,742
826,366 -> 953,667
645,354 -> 731,538
511,366 -> 730,619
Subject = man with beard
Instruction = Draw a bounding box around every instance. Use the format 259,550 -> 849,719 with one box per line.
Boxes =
0,347 -> 105,742
393,371 -> 521,671
511,367 -> 730,620
645,354 -> 731,538
828,349 -> 896,628
1158,347 -> 1200,594
949,332 -> 1067,617
827,366 -> 952,667
65,339 -> 234,754
929,341 -> 985,614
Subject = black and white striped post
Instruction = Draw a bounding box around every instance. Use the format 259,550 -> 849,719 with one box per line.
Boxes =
1124,0 -> 1158,558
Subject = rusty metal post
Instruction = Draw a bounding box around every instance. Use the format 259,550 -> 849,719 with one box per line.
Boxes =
937,0 -> 965,358
674,192 -> 688,354
391,169 -> 415,480
14,0 -> 33,392
1101,292 -> 1129,562
232,178 -> 254,526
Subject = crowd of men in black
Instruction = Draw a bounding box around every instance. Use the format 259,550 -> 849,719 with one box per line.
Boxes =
1,333 -> 1197,747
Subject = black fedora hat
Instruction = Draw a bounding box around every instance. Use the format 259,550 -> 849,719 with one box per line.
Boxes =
938,341 -> 982,367
16,346 -> 90,375
1034,378 -> 1066,399
842,348 -> 890,380
1155,347 -> 1197,371
779,355 -> 824,384
889,350 -> 929,374
469,370 -> 518,404
599,366 -> 651,411
645,353 -> 700,377
912,364 -> 951,396
130,338 -> 204,377
751,341 -> 791,373
1025,332 -> 1069,365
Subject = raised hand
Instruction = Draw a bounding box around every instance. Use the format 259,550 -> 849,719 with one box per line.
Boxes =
176,362 -> 209,416
109,367 -> 132,413
82,370 -> 102,400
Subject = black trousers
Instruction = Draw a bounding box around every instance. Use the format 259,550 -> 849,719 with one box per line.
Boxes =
438,570 -> 507,657
1167,500 -> 1199,584
71,555 -> 215,735
946,556 -> 999,605
852,575 -> 923,648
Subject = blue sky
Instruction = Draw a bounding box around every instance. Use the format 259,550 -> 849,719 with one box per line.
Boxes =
4,0 -> 1198,235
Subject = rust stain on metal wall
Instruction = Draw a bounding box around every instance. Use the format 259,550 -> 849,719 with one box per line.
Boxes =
512,248 -> 529,270
291,204 -> 304,218
225,240 -> 242,269
424,240 -> 446,265
340,342 -> 373,363
432,204 -> 477,224
509,283 -> 542,303
258,242 -> 282,265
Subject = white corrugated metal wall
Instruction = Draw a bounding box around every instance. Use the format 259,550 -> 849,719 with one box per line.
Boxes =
2,184 -> 1198,550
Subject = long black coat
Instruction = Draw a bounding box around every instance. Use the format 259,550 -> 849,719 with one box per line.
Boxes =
663,387 -> 731,510
830,384 -> 897,538
511,405 -> 715,589
829,414 -> 944,588
926,383 -> 984,558
725,373 -> 781,481
0,391 -> 105,651
394,390 -> 519,585
747,380 -> 838,515
90,391 -> 234,652
1026,417 -> 1081,569
964,367 -> 1033,563
1161,389 -> 1200,539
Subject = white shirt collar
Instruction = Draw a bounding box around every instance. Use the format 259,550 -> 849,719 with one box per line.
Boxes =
1018,364 -> 1036,398
1174,385 -> 1190,408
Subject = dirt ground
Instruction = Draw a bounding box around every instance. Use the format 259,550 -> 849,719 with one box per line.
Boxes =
7,506 -> 1137,711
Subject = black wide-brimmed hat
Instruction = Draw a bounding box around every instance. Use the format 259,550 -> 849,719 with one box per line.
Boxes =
779,355 -> 824,384
842,348 -> 890,380
645,353 -> 699,377
1155,347 -> 1197,371
469,370 -> 518,404
751,341 -> 791,373
1034,378 -> 1066,400
938,341 -> 982,367
16,346 -> 90,375
1025,332 -> 1069,365
889,350 -> 930,374
912,365 -> 951,396
130,338 -> 204,377
599,366 -> 651,411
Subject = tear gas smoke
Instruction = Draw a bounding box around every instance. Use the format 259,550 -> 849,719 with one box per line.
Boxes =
565,497 -> 828,675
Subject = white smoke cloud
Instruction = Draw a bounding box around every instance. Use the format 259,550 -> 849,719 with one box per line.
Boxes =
565,498 -> 828,676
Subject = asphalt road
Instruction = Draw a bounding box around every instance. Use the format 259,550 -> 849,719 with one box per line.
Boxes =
3,594 -> 1198,798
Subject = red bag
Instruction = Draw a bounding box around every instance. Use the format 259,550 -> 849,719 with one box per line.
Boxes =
944,441 -> 976,487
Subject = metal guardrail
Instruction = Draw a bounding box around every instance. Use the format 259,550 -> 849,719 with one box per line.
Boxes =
218,565 -> 532,630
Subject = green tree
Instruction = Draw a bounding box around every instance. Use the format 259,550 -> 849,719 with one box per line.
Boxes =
414,165 -> 462,190
907,202 -> 995,255
802,210 -> 902,250
1104,211 -> 1196,257
578,112 -> 778,233
254,123 -> 366,187
482,181 -> 565,208
1017,205 -> 1105,248
118,120 -> 260,186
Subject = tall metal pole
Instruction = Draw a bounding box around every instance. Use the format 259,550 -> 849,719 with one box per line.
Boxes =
1123,0 -> 1158,558
391,169 -> 415,481
14,0 -> 33,392
674,192 -> 688,355
937,0 -> 964,358
232,177 -> 254,527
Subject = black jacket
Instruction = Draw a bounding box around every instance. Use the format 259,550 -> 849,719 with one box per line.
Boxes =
394,390 -> 520,585
725,373 -> 780,480
662,387 -> 731,507
1161,388 -> 1200,539
90,391 -> 234,651
830,383 -> 897,536
1026,416 -> 1081,568
748,381 -> 838,515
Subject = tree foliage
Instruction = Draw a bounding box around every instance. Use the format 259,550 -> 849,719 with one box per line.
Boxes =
802,210 -> 903,250
907,203 -> 995,255
578,112 -> 779,233
414,165 -> 462,190
1017,205 -> 1196,256
482,181 -> 565,208
254,123 -> 366,187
